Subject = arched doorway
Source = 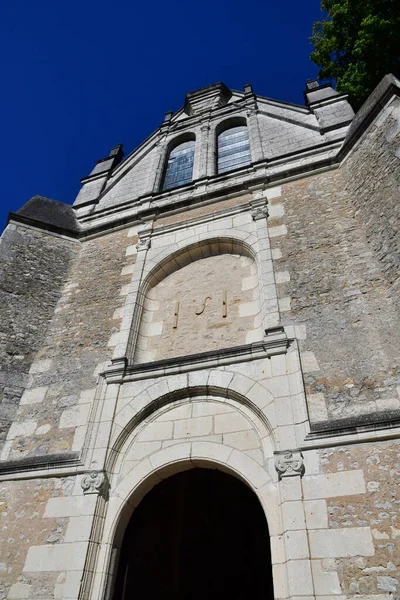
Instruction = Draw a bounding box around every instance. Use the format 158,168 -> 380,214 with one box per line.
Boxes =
113,468 -> 274,599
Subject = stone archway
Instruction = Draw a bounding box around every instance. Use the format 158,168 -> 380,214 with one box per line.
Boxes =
113,468 -> 274,599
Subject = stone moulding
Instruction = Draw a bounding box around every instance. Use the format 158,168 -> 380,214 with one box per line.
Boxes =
0,451 -> 82,477
105,327 -> 291,383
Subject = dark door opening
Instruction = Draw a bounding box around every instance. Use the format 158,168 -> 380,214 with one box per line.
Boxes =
113,468 -> 274,599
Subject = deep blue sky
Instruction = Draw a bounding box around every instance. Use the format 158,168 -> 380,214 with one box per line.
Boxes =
0,0 -> 324,231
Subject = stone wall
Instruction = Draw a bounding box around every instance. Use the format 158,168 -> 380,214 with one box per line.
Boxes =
1,226 -> 138,460
341,96 -> 400,312
319,440 -> 400,596
0,224 -> 78,455
269,172 -> 400,426
0,476 -> 75,600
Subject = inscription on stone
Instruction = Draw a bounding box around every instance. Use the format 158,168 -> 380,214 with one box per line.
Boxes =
173,292 -> 228,328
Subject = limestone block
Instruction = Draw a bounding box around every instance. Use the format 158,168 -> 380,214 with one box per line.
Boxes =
8,420 -> 37,439
275,270 -> 290,284
311,559 -> 341,595
125,245 -> 138,256
284,530 -> 309,560
214,412 -> 252,434
23,542 -> 88,572
192,402 -> 232,417
282,501 -> 306,531
266,186 -> 282,199
278,297 -> 291,312
174,416 -> 213,439
309,527 -> 375,558
126,441 -> 162,461
157,404 -> 192,421
191,441 -> 233,467
271,248 -> 282,260
270,354 -> 287,377
29,358 -> 52,374
302,470 -> 366,500
120,263 -> 135,275
242,274 -> 258,291
227,449 -> 268,489
280,476 -> 302,502
270,534 -> 286,565
137,421 -> 173,442
269,224 -> 288,238
239,300 -> 260,317
59,404 -> 91,429
272,564 -> 288,598
119,283 -> 130,296
223,430 -> 259,450
304,499 -> 328,529
307,393 -> 328,421
287,559 -> 314,595
277,425 -> 297,449
207,369 -> 234,390
19,386 -> 48,405
44,495 -> 97,518
275,397 -> 294,426
265,375 -> 290,398
72,426 -> 88,451
301,351 -> 320,373
149,442 -> 192,470
79,388 -> 96,404
64,515 -> 94,543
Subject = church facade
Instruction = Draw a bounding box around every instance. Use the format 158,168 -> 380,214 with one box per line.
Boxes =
0,75 -> 400,599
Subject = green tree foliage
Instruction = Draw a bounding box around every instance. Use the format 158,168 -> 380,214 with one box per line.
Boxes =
310,0 -> 400,109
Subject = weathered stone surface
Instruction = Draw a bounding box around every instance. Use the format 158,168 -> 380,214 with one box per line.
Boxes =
2,227 -> 137,459
272,170 -> 400,424
0,477 -> 74,600
320,441 -> 400,596
0,223 -> 78,453
342,98 -> 400,312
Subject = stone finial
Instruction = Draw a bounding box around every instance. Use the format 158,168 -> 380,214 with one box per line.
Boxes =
244,83 -> 253,95
275,450 -> 304,479
306,79 -> 319,90
184,82 -> 232,116
135,237 -> 151,252
81,471 -> 108,495
163,111 -> 174,124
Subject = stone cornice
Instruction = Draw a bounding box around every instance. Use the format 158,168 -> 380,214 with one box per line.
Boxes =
104,327 -> 291,384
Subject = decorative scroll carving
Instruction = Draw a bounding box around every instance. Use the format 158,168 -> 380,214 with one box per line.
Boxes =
81,471 -> 108,495
275,450 -> 304,479
251,205 -> 269,221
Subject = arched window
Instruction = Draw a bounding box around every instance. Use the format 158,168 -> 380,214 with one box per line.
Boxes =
162,139 -> 195,191
217,125 -> 251,174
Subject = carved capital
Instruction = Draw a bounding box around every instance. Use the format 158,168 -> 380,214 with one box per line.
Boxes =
135,237 -> 151,252
246,108 -> 259,118
275,450 -> 304,479
251,205 -> 269,221
81,471 -> 108,495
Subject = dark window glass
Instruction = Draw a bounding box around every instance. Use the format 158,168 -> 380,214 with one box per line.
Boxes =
163,140 -> 195,191
218,125 -> 251,174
